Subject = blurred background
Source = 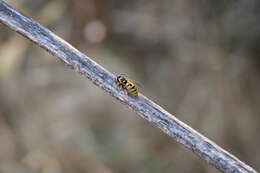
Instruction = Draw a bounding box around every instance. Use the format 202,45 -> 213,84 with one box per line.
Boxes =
0,0 -> 259,172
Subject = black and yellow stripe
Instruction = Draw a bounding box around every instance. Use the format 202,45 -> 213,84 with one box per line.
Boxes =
116,74 -> 139,97
126,82 -> 138,97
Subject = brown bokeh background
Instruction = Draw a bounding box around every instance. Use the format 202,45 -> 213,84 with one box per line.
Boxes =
0,0 -> 259,173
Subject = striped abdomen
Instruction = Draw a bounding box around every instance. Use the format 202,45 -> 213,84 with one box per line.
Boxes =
126,82 -> 138,97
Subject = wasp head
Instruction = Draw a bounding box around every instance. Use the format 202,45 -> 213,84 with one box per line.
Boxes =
116,75 -> 127,85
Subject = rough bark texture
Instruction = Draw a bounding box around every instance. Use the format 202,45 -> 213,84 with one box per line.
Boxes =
0,1 -> 257,173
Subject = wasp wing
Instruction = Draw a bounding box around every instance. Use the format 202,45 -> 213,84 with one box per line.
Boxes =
128,80 -> 143,88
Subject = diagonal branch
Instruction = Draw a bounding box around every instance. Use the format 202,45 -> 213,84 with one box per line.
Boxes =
0,1 -> 257,173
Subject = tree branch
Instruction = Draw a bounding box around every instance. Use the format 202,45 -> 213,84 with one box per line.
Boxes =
0,1 -> 257,173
